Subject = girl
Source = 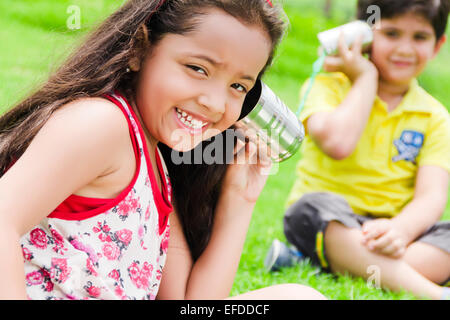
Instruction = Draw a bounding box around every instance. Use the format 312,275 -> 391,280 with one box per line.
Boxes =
0,0 -> 325,300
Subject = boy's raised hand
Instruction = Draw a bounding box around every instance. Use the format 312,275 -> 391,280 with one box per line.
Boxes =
361,218 -> 409,259
323,32 -> 378,82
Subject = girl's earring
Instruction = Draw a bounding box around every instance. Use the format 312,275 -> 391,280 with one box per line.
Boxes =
126,67 -> 131,73
128,57 -> 141,72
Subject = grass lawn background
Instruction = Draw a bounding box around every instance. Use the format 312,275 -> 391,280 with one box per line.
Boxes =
1,0 -> 448,300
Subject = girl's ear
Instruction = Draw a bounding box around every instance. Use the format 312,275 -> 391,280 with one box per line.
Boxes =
129,24 -> 150,72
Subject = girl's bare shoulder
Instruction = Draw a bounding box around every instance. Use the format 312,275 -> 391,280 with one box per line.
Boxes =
51,97 -> 137,198
41,96 -> 132,175
55,96 -> 128,132
0,97 -> 134,234
53,96 -> 129,142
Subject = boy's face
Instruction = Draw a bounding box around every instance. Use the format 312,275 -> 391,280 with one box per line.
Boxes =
371,12 -> 446,86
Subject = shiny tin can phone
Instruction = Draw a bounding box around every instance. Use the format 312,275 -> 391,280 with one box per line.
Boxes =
237,80 -> 305,163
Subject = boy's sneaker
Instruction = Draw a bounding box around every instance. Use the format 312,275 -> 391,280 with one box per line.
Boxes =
264,239 -> 304,272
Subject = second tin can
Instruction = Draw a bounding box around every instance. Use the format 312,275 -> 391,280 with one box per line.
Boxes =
317,20 -> 373,55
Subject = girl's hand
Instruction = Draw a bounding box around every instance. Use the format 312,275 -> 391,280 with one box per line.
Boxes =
222,132 -> 272,204
361,219 -> 409,259
323,32 -> 378,82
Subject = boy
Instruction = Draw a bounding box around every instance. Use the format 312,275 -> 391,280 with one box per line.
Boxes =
266,0 -> 450,300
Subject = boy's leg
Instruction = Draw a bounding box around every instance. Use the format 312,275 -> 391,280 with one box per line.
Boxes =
404,222 -> 450,285
324,221 -> 444,300
284,193 -> 446,299
284,192 -> 362,270
403,242 -> 450,285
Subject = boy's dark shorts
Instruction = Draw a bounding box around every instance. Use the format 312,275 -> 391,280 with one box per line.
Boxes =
283,192 -> 450,274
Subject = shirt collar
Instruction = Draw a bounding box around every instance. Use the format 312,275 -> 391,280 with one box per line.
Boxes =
375,79 -> 432,116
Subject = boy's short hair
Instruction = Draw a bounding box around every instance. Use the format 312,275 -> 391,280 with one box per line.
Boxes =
357,0 -> 450,40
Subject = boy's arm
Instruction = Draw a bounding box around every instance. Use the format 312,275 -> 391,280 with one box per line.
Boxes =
363,165 -> 449,257
392,165 -> 449,243
307,34 -> 378,160
308,72 -> 377,159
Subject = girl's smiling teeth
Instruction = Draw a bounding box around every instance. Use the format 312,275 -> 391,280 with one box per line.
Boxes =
176,107 -> 210,130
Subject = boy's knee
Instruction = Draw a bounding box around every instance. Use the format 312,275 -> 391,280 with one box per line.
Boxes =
324,221 -> 363,245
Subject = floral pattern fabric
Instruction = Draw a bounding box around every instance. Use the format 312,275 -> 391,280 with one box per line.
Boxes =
20,92 -> 172,300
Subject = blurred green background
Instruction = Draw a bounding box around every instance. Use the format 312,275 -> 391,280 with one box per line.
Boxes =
0,0 -> 448,300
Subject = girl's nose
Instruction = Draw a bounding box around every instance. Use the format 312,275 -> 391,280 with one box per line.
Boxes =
197,84 -> 227,117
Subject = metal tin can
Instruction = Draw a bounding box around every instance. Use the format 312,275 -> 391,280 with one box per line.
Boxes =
236,80 -> 305,162
317,20 -> 373,55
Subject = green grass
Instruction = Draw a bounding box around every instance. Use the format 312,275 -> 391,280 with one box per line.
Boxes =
0,0 -> 448,300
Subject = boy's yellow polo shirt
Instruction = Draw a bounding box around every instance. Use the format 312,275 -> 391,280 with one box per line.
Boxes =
287,72 -> 450,218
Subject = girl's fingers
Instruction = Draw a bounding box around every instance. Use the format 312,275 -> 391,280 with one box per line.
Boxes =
232,129 -> 272,170
250,133 -> 270,164
234,136 -> 246,156
233,127 -> 249,155
255,141 -> 272,175
247,140 -> 257,158
234,139 -> 257,165
257,143 -> 272,167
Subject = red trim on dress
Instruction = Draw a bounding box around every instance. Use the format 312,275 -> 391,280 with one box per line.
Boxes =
113,91 -> 173,234
154,149 -> 172,234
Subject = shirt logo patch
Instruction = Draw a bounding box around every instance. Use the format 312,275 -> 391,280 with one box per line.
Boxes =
392,130 -> 424,164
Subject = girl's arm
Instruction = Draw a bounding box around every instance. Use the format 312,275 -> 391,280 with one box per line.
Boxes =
307,34 -> 378,160
184,189 -> 256,299
157,191 -> 257,300
0,98 -> 131,299
158,141 -> 271,300
156,209 -> 193,300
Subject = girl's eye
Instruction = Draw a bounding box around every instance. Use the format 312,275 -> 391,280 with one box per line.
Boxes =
187,65 -> 207,75
231,83 -> 248,94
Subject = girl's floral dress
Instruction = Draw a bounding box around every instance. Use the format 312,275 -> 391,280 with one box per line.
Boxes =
20,92 -> 173,300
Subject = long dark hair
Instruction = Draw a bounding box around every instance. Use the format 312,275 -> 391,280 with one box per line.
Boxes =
0,0 -> 286,260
